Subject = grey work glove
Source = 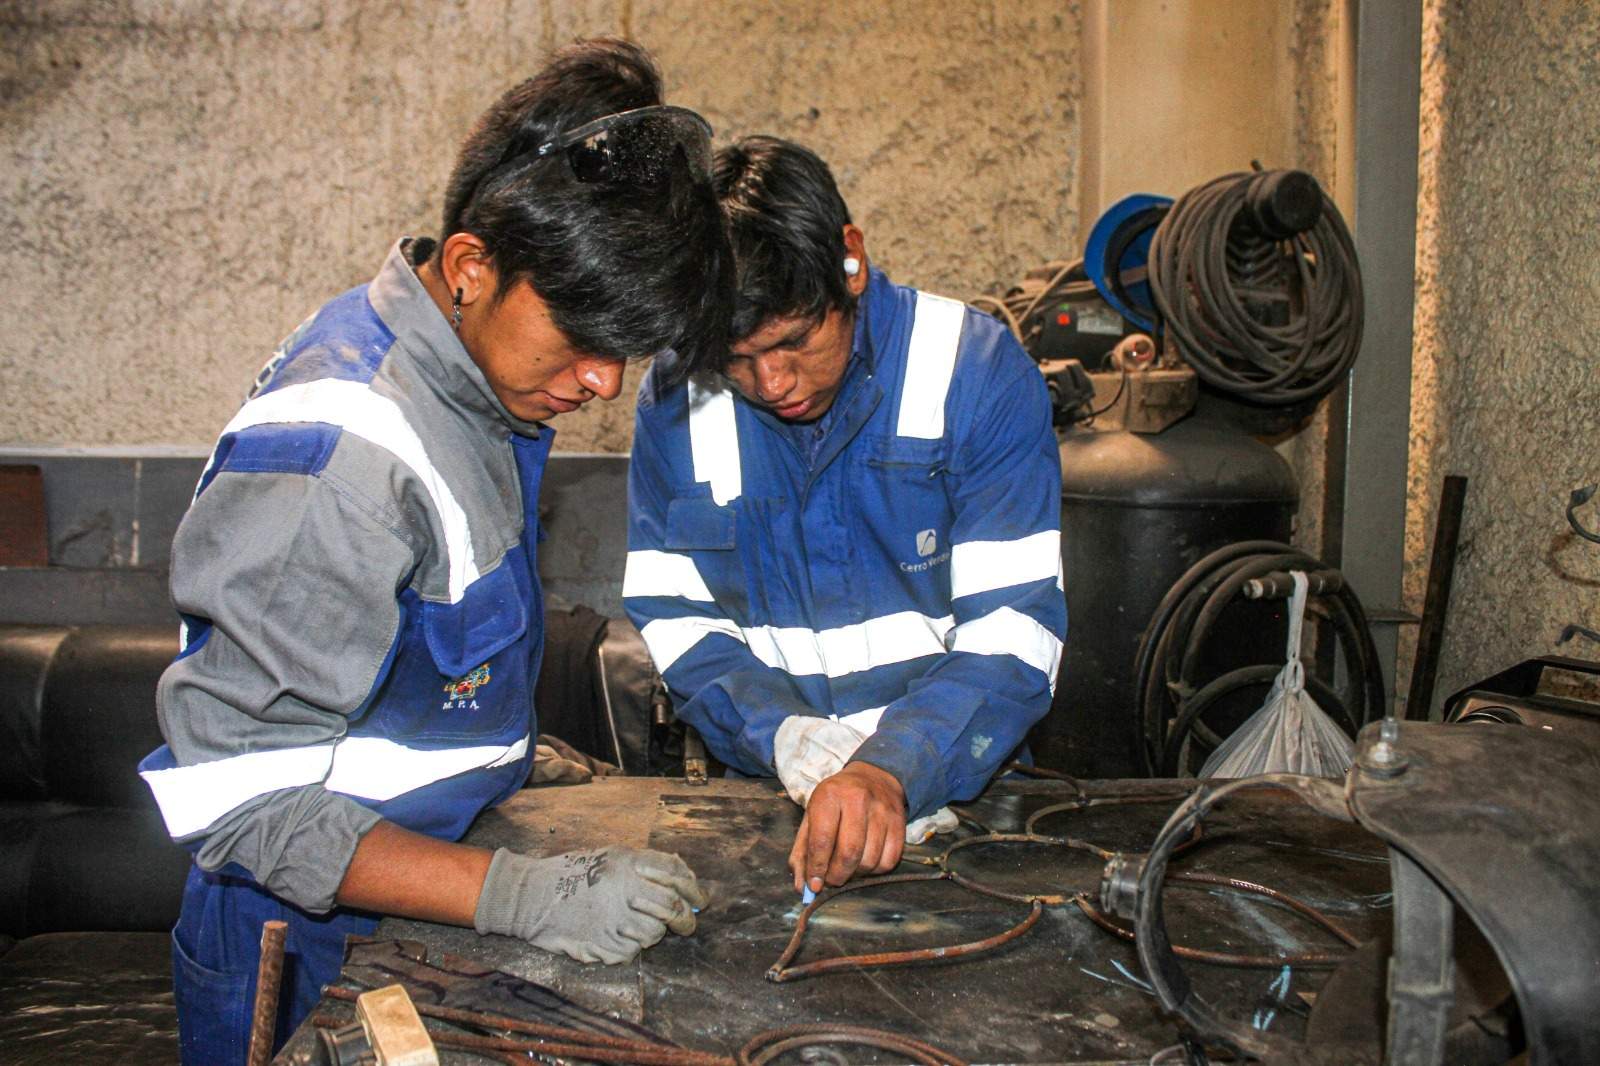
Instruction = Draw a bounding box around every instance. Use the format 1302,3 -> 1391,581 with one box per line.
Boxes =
473,847 -> 707,965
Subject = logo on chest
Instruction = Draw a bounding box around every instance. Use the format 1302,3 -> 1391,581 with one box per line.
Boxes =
442,663 -> 491,710
900,528 -> 951,574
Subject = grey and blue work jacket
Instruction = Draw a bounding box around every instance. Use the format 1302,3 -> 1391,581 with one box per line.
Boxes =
139,239 -> 550,912
624,268 -> 1067,820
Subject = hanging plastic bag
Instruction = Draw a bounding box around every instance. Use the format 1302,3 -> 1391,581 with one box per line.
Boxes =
1200,571 -> 1354,778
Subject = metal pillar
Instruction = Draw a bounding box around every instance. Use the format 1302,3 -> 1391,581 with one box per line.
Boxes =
1329,0 -> 1424,714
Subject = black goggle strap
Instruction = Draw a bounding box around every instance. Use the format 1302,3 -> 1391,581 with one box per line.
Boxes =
473,105 -> 712,203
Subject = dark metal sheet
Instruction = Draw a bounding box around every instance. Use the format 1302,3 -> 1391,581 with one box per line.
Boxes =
339,778 -> 1393,1063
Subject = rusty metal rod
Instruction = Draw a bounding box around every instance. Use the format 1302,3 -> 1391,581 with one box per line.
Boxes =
1169,870 -> 1362,948
1071,872 -> 1355,969
313,1012 -> 734,1066
769,867 -> 1043,983
321,984 -> 696,1058
770,901 -> 1042,983
245,919 -> 288,1066
939,832 -> 1082,904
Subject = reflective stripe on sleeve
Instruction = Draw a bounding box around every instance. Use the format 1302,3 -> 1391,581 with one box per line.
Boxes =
215,378 -> 480,602
139,733 -> 530,839
950,530 -> 1063,600
896,292 -> 967,439
743,610 -> 955,678
835,705 -> 887,735
951,606 -> 1065,691
642,609 -> 955,680
687,377 -> 742,505
639,615 -> 749,673
623,550 -> 716,602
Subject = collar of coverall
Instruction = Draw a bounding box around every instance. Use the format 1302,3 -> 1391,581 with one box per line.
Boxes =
369,237 -> 551,440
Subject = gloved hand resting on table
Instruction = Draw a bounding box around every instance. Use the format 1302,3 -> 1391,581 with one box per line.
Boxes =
474,847 -> 707,964
774,716 -> 960,891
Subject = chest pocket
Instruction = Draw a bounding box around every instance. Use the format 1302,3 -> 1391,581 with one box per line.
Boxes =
665,494 -> 791,622
377,558 -> 534,745
856,434 -> 954,582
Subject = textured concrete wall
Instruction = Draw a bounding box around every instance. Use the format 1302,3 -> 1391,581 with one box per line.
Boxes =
0,1 -> 1079,451
1281,0 -> 1350,562
1401,0 -> 1600,713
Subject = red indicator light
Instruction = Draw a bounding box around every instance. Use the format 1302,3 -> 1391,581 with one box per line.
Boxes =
1057,312 -> 1071,326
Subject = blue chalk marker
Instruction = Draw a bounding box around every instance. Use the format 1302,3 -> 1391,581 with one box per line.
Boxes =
801,885 -> 816,906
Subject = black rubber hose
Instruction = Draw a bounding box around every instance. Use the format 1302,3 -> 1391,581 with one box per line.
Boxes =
1171,553 -> 1307,751
1135,542 -> 1382,776
1146,170 -> 1362,407
1133,540 -> 1289,772
1160,665 -> 1351,777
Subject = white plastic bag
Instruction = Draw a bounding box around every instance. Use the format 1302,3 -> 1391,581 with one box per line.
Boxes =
1199,571 -> 1354,778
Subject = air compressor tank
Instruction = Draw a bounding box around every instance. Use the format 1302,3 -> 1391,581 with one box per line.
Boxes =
1032,410 -> 1299,777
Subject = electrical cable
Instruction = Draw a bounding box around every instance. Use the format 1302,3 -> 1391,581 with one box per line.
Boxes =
1101,773 -> 1357,1061
968,259 -> 1099,350
1146,169 -> 1362,407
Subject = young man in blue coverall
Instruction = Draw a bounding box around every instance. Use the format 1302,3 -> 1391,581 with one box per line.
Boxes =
624,137 -> 1067,895
139,41 -> 729,1063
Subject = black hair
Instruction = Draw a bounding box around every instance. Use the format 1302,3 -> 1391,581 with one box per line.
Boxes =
713,136 -> 856,350
438,38 -> 730,378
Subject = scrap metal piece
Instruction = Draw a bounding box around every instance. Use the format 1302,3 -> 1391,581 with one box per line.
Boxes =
247,919 -> 288,1066
683,727 -> 709,785
355,985 -> 438,1066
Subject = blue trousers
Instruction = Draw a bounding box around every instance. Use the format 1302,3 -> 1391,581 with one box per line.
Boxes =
171,864 -> 378,1065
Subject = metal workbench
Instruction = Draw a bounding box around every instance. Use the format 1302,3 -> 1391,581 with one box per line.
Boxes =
277,775 -> 1393,1064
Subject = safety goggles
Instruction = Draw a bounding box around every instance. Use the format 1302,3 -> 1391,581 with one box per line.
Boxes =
479,105 -> 714,199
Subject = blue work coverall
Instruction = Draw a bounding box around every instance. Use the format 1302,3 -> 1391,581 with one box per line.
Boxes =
139,240 -> 548,1063
624,269 -> 1067,820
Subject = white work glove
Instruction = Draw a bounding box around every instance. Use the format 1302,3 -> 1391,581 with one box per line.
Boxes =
905,806 -> 961,845
774,716 -> 867,807
773,716 -> 960,844
473,847 -> 707,965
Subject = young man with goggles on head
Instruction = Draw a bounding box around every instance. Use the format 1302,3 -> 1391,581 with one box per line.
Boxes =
624,137 -> 1066,897
139,39 -> 730,1064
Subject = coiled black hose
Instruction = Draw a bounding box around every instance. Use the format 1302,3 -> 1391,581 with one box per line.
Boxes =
1147,169 -> 1362,407
1133,541 -> 1384,776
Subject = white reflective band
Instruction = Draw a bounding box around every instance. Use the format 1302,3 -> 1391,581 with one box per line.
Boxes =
640,614 -> 748,673
642,609 -> 953,680
141,746 -> 333,839
623,550 -> 715,602
687,377 -> 742,505
950,530 -> 1063,600
140,733 -> 532,839
896,292 -> 966,439
323,733 -> 530,802
744,610 -> 954,678
218,379 -> 480,602
951,606 -> 1064,691
835,706 -> 887,735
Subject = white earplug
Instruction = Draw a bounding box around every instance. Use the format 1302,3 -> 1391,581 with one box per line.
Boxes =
843,256 -> 861,277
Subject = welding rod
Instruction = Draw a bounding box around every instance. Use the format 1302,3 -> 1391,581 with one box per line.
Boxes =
246,919 -> 289,1066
